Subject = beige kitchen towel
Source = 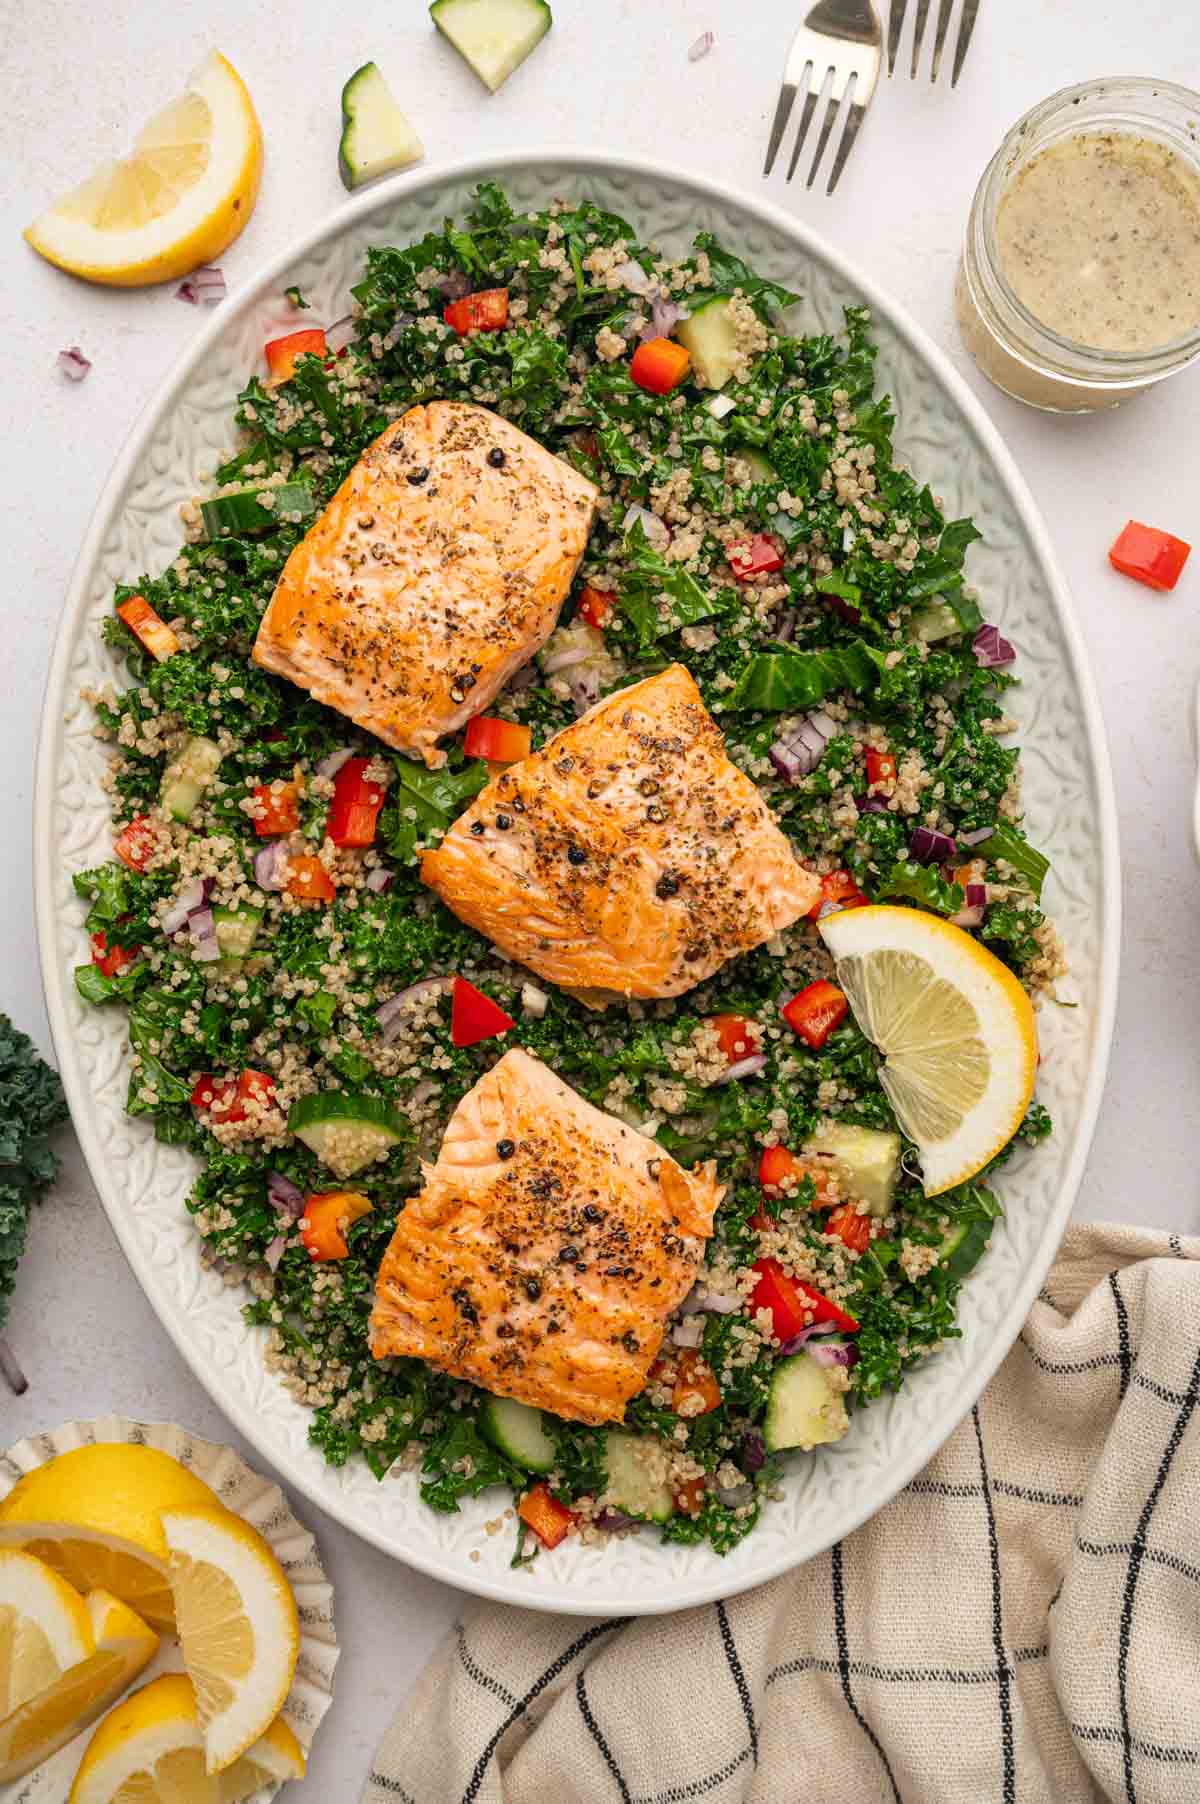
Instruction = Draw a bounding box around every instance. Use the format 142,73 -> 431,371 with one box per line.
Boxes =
364,1224 -> 1200,1804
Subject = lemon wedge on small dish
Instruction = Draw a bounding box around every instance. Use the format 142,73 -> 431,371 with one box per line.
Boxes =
67,1672 -> 305,1804
162,1506 -> 300,1774
0,1547 -> 93,1722
24,52 -> 262,287
0,1443 -> 221,1630
817,905 -> 1038,1196
0,1586 -> 158,1783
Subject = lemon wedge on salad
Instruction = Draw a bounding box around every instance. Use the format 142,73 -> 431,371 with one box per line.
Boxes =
0,1443 -> 221,1630
162,1506 -> 300,1773
24,52 -> 262,287
68,1673 -> 305,1804
0,1586 -> 158,1783
817,905 -> 1037,1196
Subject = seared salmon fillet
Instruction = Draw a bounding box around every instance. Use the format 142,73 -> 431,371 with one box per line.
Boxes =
420,664 -> 819,1002
252,400 -> 597,767
370,1048 -> 722,1425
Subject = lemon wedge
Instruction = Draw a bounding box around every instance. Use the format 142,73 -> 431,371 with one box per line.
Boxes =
817,905 -> 1038,1196
162,1506 -> 300,1774
68,1673 -> 305,1804
0,1547 -> 93,1722
24,52 -> 262,287
0,1587 -> 158,1783
0,1444 -> 222,1630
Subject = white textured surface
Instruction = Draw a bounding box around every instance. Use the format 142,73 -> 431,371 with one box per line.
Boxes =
2,1 -> 1198,1795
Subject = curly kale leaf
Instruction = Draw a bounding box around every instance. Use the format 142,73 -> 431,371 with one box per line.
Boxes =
0,1014 -> 68,1347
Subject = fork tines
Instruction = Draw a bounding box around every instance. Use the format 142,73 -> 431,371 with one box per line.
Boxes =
763,3 -> 882,196
888,0 -> 980,84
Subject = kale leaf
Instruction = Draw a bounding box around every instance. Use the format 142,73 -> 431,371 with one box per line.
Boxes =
0,1014 -> 69,1374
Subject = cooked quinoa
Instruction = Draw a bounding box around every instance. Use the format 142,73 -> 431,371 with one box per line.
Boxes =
74,186 -> 1056,1561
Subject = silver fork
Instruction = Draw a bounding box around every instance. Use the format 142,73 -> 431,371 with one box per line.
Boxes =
887,0 -> 980,84
763,0 -> 882,195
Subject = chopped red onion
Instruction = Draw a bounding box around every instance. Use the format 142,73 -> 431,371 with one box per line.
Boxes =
507,663 -> 539,694
596,1508 -> 641,1533
742,1429 -> 766,1473
325,314 -> 357,354
252,840 -> 291,893
316,746 -> 355,780
769,708 -> 837,783
612,258 -> 655,297
263,1233 -> 288,1272
775,609 -> 797,644
569,669 -> 602,716
671,1315 -> 706,1348
161,877 -> 211,936
640,294 -> 690,341
377,978 -> 451,1042
692,1284 -> 742,1316
972,624 -> 1016,669
959,825 -> 993,847
57,346 -> 92,381
622,503 -> 670,550
779,1322 -> 839,1355
910,826 -> 957,864
176,266 -> 226,306
965,881 -> 988,908
807,1338 -> 858,1370
688,29 -> 715,60
267,1171 -> 306,1218
951,881 -> 989,929
714,1052 -> 767,1085
521,982 -> 549,1018
951,904 -> 985,928
706,392 -> 736,420
856,795 -> 892,814
819,588 -> 862,626
0,1336 -> 28,1395
188,905 -> 220,962
365,866 -> 393,893
769,739 -> 807,783
434,270 -> 471,299
542,645 -> 592,675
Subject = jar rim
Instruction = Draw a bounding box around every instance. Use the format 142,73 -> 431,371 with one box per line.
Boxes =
972,75 -> 1200,382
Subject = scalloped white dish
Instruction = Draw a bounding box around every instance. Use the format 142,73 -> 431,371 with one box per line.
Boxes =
35,151 -> 1119,1616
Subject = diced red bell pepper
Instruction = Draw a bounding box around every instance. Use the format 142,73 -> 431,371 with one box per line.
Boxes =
577,585 -> 615,630
1108,520 -> 1191,592
630,336 -> 690,395
264,329 -> 327,383
114,816 -> 157,873
825,1202 -> 872,1255
191,1068 -> 277,1125
757,1146 -> 838,1207
672,1348 -> 721,1417
462,717 -> 532,764
864,748 -> 897,791
728,534 -> 785,581
781,981 -> 849,1050
673,1475 -> 708,1517
116,594 -> 179,663
518,1483 -> 577,1549
327,758 -> 386,848
253,781 -> 301,837
709,1014 -> 758,1063
573,430 -> 601,467
805,868 -> 869,921
443,288 -> 509,336
90,929 -> 138,978
286,855 -> 336,904
300,1190 -> 373,1262
750,1256 -> 860,1338
451,977 -> 515,1048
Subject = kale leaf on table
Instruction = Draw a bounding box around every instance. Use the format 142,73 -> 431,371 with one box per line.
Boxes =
0,1014 -> 69,1387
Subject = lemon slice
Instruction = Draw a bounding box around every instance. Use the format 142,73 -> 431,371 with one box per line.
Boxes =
24,52 -> 262,287
0,1588 -> 158,1783
0,1547 -> 93,1721
0,1444 -> 222,1630
68,1673 -> 305,1804
162,1507 -> 299,1774
817,905 -> 1038,1196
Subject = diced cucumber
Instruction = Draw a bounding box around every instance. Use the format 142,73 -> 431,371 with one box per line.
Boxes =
288,1090 -> 406,1178
479,1395 -> 555,1473
764,1349 -> 850,1453
603,1432 -> 675,1524
338,62 -> 423,191
906,601 -> 962,645
160,735 -> 222,822
938,1216 -> 993,1281
737,448 -> 775,484
213,905 -> 262,964
430,0 -> 552,92
804,1121 -> 901,1217
200,483 -> 315,541
677,297 -> 740,390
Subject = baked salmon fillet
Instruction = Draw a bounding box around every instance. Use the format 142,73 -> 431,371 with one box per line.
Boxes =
370,1048 -> 722,1425
420,664 -> 819,1002
252,400 -> 597,767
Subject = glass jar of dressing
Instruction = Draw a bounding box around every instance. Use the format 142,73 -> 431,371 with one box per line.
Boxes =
956,78 -> 1200,412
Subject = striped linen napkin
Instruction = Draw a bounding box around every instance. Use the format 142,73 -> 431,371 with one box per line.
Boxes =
364,1224 -> 1200,1804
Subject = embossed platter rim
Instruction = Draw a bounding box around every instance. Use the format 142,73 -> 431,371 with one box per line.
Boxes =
35,150 -> 1120,1615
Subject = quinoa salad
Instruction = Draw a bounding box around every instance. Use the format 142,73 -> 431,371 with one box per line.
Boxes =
74,185 -> 1061,1561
